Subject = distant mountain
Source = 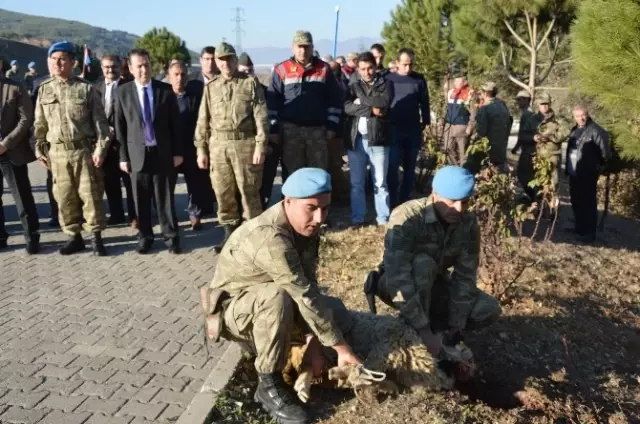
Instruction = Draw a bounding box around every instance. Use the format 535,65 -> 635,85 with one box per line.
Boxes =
241,37 -> 381,65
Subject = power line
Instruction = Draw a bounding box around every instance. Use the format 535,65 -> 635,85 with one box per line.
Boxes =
230,7 -> 245,54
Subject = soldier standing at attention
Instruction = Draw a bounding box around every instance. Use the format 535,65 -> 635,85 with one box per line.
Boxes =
364,166 -> 501,373
474,82 -> 513,172
200,168 -> 362,424
34,41 -> 111,256
267,30 -> 343,177
195,42 -> 268,252
534,93 -> 562,209
512,90 -> 541,201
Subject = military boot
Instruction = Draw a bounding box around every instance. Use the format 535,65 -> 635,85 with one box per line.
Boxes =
214,224 -> 237,253
59,234 -> 85,255
254,373 -> 309,424
91,232 -> 107,256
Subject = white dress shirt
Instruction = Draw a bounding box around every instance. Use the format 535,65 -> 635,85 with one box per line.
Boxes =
134,80 -> 157,146
104,79 -> 119,115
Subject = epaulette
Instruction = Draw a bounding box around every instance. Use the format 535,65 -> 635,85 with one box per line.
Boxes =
38,77 -> 55,86
205,75 -> 219,85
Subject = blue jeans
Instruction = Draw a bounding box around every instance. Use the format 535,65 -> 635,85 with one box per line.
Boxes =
388,126 -> 422,207
347,135 -> 390,225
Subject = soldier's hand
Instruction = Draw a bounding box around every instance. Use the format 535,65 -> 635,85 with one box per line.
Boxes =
197,154 -> 209,170
465,127 -> 472,136
92,154 -> 104,168
253,151 -> 265,165
119,162 -> 131,174
173,156 -> 184,167
333,343 -> 362,368
0,144 -> 6,155
38,157 -> 49,169
372,107 -> 382,117
419,328 -> 443,357
327,130 -> 337,140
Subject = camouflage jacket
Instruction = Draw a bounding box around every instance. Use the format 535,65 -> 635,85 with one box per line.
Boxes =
210,201 -> 343,347
476,97 -> 513,165
33,77 -> 110,159
536,109 -> 562,158
194,72 -> 268,157
383,195 -> 481,331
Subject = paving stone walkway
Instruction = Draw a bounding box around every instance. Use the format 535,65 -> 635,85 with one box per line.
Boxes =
0,162 -> 229,423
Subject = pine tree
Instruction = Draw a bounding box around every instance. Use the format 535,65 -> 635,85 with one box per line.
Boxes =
572,0 -> 640,159
452,0 -> 577,101
382,0 -> 457,113
133,27 -> 191,74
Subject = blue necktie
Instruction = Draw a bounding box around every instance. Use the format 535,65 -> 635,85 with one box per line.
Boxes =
142,86 -> 155,144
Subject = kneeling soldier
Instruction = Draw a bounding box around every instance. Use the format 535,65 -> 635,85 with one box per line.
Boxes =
200,168 -> 361,424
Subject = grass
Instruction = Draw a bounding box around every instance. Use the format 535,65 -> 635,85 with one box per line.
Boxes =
209,195 -> 640,424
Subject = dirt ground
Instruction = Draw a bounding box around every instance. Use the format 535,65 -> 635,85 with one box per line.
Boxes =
210,191 -> 640,424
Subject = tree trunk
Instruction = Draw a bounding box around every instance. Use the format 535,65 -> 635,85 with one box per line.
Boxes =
528,17 -> 538,103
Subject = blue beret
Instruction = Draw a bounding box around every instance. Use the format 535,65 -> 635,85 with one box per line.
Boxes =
48,41 -> 76,58
432,166 -> 475,200
28,62 -> 36,69
281,168 -> 332,198
10,60 -> 17,66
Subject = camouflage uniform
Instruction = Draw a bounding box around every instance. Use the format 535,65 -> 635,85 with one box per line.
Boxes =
475,96 -> 513,169
515,107 -> 542,197
536,109 -> 562,199
34,77 -> 110,236
209,202 -> 343,373
194,53 -> 268,228
371,196 -> 501,332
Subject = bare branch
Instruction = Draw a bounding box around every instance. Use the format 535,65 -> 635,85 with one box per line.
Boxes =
499,40 -> 529,90
536,36 -> 560,85
536,16 -> 557,51
524,11 -> 533,44
503,19 -> 533,53
507,73 -> 529,91
535,86 -> 569,91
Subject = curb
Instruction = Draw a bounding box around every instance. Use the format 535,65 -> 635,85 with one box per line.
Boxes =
177,342 -> 244,424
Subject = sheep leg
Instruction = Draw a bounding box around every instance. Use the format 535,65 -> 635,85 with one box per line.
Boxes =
294,370 -> 313,403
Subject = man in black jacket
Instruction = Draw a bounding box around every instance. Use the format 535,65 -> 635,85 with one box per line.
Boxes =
344,52 -> 394,226
565,105 -> 611,243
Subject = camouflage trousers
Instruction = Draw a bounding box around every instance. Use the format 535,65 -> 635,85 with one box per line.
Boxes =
49,144 -> 106,235
443,124 -> 469,165
281,122 -> 329,177
376,253 -> 501,332
209,139 -> 263,227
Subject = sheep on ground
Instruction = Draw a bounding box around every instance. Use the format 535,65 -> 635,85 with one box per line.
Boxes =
282,304 -> 475,403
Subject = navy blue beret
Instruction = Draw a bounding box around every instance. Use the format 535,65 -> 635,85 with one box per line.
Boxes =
432,166 -> 475,200
281,168 -> 332,198
48,41 -> 76,58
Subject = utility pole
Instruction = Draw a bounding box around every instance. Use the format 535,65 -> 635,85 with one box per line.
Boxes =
231,7 -> 245,54
333,6 -> 340,58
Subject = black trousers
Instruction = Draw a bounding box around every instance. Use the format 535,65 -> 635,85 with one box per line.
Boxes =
46,169 -> 59,218
132,147 -> 178,241
173,156 -> 215,218
569,173 -> 599,237
103,146 -> 136,221
0,157 -> 40,243
260,143 -> 282,209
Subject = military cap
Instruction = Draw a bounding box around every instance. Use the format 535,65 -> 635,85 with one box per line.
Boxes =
347,52 -> 358,60
238,52 -> 253,67
293,30 -> 313,46
480,81 -> 496,92
281,168 -> 332,198
28,62 -> 36,69
451,70 -> 467,79
321,55 -> 333,63
537,92 -> 552,104
215,42 -> 236,58
48,41 -> 76,57
10,60 -> 17,66
432,166 -> 475,200
516,90 -> 531,98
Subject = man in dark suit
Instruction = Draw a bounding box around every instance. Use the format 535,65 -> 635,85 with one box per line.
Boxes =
0,66 -> 40,253
190,46 -> 219,85
167,61 -> 215,229
114,49 -> 183,254
94,54 -> 137,228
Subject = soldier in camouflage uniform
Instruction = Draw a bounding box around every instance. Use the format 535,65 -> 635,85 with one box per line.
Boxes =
474,82 -> 513,171
200,168 -> 362,424
512,90 -> 542,201
34,41 -> 111,256
195,42 -> 268,252
364,166 -> 501,374
534,93 -> 562,209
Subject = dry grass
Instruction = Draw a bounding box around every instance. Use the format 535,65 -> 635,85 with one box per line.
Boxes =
210,200 -> 640,424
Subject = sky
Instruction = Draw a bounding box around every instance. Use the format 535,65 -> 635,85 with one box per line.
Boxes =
4,0 -> 401,50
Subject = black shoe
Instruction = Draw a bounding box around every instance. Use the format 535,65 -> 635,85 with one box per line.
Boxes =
254,373 -> 309,424
107,216 -> 126,226
364,270 -> 380,315
136,237 -> 153,254
214,224 -> 237,253
26,235 -> 40,255
0,239 -> 7,250
91,232 -> 107,256
167,237 -> 181,254
48,217 -> 59,228
59,234 -> 85,255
